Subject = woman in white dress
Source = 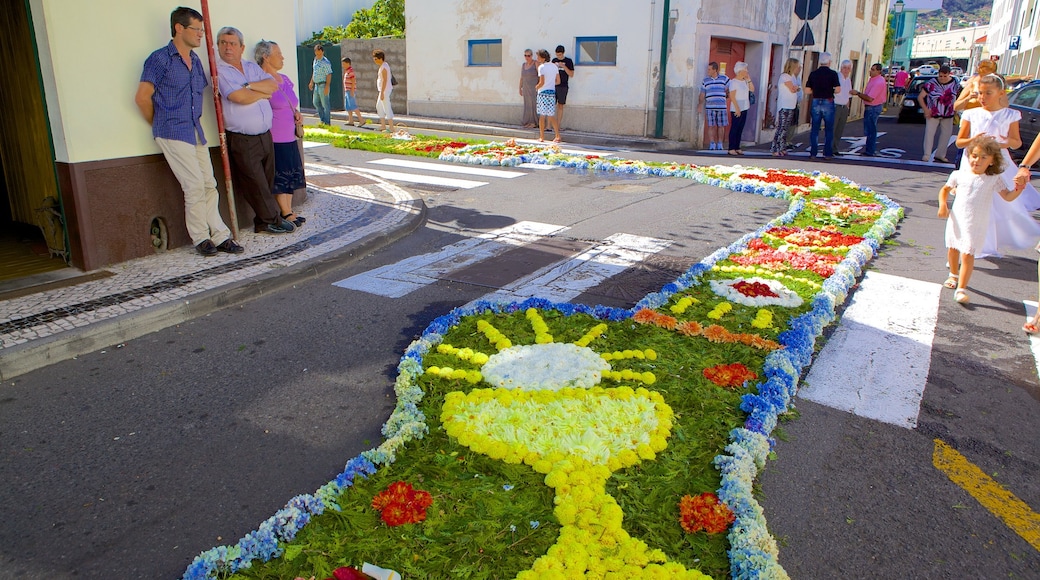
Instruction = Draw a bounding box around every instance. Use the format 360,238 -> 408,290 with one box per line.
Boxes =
939,136 -> 1027,303
955,74 -> 1040,257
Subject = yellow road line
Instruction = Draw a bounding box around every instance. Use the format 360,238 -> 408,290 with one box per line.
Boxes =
932,439 -> 1040,551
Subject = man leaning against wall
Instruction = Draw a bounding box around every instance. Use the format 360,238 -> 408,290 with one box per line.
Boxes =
134,6 -> 243,256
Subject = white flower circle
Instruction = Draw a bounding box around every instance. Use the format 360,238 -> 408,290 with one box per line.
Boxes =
481,343 -> 611,391
709,277 -> 803,308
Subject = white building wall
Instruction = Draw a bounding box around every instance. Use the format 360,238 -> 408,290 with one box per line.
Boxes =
912,25 -> 989,65
406,0 -> 796,144
31,0 -> 297,164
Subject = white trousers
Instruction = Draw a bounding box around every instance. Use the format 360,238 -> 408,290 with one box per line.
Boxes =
155,138 -> 231,247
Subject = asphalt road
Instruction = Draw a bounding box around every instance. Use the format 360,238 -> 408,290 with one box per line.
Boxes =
2,119 -> 1039,578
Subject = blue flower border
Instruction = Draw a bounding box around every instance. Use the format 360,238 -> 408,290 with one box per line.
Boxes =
183,145 -> 903,579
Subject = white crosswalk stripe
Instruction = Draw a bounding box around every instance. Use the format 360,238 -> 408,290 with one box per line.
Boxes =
367,158 -> 526,178
472,233 -> 672,306
799,272 -> 941,429
342,165 -> 489,189
333,222 -> 568,297
332,223 -> 670,304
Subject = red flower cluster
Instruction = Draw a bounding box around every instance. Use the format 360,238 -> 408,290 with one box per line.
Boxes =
703,362 -> 758,389
416,141 -> 469,153
768,226 -> 864,248
679,492 -> 735,534
731,239 -> 841,277
737,170 -> 816,189
731,280 -> 779,298
371,481 -> 433,527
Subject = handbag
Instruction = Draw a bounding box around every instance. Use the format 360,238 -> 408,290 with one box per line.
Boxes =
390,73 -> 398,86
749,91 -> 756,105
277,84 -> 305,139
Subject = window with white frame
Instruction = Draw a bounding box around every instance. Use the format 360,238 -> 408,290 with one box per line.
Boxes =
468,39 -> 502,66
575,36 -> 617,66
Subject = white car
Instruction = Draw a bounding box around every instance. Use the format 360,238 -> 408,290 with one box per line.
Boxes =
912,65 -> 937,76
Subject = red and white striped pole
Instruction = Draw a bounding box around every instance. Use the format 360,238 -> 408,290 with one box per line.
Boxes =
199,0 -> 239,239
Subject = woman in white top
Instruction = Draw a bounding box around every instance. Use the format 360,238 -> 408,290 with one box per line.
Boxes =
771,58 -> 801,157
726,62 -> 755,155
372,49 -> 394,132
535,49 -> 561,142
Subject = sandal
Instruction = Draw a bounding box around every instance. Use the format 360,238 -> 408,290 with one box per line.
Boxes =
1024,320 -> 1040,334
942,274 -> 958,289
954,289 -> 970,304
282,212 -> 305,227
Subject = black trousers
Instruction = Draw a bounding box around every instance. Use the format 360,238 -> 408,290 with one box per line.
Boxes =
226,130 -> 280,229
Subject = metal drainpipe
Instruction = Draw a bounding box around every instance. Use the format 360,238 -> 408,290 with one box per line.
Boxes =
654,0 -> 671,138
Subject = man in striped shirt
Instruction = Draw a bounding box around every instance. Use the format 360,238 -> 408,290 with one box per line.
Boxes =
699,62 -> 729,151
134,6 -> 242,257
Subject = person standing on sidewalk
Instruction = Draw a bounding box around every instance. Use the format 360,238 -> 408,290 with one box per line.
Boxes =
309,44 -> 333,125
216,26 -> 296,235
372,49 -> 396,133
850,63 -> 888,157
920,65 -> 961,163
699,62 -> 729,151
341,57 -> 365,127
257,40 -> 306,228
552,45 -> 575,129
833,60 -> 853,155
804,52 -> 840,159
891,66 -> 909,106
134,7 -> 242,257
771,57 -> 801,157
535,49 -> 561,143
726,62 -> 754,156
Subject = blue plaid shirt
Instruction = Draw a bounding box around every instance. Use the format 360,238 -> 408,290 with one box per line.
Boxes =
312,56 -> 333,84
140,41 -> 208,145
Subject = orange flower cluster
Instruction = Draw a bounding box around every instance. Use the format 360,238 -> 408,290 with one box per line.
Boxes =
633,309 -> 781,351
371,481 -> 433,527
702,362 -> 758,389
679,492 -> 735,534
632,308 -> 678,329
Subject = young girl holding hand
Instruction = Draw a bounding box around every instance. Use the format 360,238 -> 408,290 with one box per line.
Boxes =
954,74 -> 1040,258
939,135 -> 1027,303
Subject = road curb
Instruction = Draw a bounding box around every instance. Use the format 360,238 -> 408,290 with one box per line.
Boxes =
0,198 -> 427,381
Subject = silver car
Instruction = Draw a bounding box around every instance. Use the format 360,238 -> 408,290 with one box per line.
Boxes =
1008,80 -> 1040,158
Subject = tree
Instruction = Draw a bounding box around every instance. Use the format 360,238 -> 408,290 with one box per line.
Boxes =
345,0 -> 405,39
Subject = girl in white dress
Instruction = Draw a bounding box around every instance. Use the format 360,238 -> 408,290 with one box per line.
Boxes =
939,136 -> 1027,303
955,74 -> 1040,257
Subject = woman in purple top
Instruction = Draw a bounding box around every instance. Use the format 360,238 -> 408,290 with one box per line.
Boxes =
256,40 -> 306,227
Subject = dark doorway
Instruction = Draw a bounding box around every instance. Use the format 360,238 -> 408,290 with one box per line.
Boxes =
0,0 -> 69,281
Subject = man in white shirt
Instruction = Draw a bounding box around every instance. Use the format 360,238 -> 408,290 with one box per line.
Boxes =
833,60 -> 853,155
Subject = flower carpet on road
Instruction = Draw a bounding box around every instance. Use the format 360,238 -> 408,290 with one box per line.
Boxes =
184,142 -> 902,579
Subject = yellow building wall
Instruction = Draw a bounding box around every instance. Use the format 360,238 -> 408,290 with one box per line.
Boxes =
33,0 -> 298,164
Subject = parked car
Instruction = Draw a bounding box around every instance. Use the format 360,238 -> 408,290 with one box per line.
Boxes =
897,75 -> 938,123
1008,80 -> 1040,159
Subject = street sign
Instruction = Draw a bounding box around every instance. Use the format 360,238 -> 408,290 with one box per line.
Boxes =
1010,36 -> 1021,50
794,0 -> 824,20
792,22 -> 816,47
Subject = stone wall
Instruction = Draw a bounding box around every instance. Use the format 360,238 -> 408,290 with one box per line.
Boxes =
339,38 -> 406,116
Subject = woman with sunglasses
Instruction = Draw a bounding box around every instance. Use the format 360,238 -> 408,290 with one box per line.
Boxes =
519,49 -> 538,128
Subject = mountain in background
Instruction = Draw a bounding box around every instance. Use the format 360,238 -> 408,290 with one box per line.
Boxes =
916,0 -> 991,33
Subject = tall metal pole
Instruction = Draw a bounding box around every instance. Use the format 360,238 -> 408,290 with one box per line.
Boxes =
654,0 -> 671,139
199,0 -> 240,239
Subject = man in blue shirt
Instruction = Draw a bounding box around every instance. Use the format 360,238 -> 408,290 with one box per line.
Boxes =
134,6 -> 243,256
699,62 -> 729,151
309,44 -> 333,125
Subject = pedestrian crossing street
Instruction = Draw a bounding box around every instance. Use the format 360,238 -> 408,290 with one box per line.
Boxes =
331,223 -> 1039,431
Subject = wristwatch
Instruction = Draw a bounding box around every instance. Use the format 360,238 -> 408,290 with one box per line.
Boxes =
1022,162 -> 1034,169
243,82 -> 251,89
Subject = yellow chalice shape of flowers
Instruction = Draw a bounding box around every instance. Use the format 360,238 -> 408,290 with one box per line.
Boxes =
435,313 -> 712,579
